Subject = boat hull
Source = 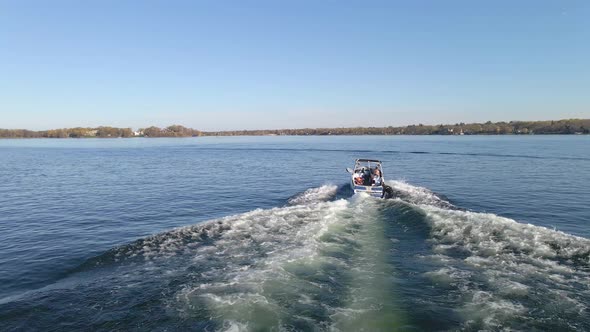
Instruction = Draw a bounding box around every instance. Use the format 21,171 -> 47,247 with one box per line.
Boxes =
351,182 -> 383,198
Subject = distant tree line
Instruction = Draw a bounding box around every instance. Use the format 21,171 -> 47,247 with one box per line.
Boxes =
0,126 -> 134,138
1,119 -> 588,138
203,119 -> 590,136
201,119 -> 590,136
0,125 -> 201,138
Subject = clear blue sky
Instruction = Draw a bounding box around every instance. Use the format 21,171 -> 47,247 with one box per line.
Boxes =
1,0 -> 589,130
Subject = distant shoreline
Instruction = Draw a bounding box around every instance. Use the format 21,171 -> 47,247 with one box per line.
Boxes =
1,119 -> 588,138
1,133 -> 588,140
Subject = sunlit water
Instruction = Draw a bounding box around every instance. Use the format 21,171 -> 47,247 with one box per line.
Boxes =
0,136 -> 589,331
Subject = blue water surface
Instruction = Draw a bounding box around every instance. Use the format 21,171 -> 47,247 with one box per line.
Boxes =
0,136 -> 588,331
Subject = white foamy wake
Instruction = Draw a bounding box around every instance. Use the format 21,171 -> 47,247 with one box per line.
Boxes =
386,180 -> 455,208
287,184 -> 338,205
388,180 -> 590,330
166,192 -> 403,331
107,185 -> 339,262
150,198 -> 351,331
102,182 -> 588,330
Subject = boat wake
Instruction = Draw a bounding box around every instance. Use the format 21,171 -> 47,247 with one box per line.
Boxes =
0,183 -> 588,331
286,184 -> 339,205
386,180 -> 590,330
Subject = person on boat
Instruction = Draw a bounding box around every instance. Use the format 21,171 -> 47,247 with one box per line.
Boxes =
362,168 -> 372,185
353,170 -> 364,185
372,168 -> 382,186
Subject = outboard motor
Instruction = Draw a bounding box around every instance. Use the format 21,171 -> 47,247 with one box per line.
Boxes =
382,184 -> 395,199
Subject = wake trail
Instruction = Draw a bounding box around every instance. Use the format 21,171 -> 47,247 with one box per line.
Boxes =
287,184 -> 339,205
172,191 -> 405,331
386,180 -> 590,331
1,185 -> 405,331
3,182 -> 588,331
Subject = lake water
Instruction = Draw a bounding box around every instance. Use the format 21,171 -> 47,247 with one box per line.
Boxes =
0,136 -> 589,331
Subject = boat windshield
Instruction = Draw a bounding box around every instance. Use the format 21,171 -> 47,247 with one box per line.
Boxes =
354,160 -> 382,172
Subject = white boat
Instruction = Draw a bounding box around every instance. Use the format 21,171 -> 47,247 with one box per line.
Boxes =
346,159 -> 391,198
